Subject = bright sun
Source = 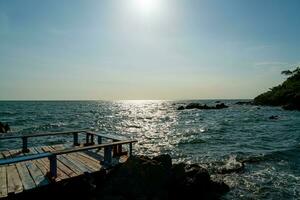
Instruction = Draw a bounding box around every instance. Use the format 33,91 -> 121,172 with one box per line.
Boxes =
131,0 -> 161,17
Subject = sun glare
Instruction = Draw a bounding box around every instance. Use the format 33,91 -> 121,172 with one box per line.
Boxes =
130,0 -> 162,17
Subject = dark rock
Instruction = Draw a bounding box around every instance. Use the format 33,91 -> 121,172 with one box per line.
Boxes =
215,103 -> 229,109
177,106 -> 185,110
282,103 -> 300,110
170,163 -> 229,200
179,103 -> 229,111
0,122 -> 10,133
171,163 -> 186,181
185,103 -> 202,109
210,180 -> 230,195
98,156 -> 171,199
235,101 -> 253,105
269,115 -> 279,120
152,154 -> 172,170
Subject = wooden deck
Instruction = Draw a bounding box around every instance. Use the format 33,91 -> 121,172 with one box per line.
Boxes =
0,131 -> 137,199
0,144 -> 126,198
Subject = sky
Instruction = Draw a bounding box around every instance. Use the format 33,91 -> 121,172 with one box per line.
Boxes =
0,0 -> 300,100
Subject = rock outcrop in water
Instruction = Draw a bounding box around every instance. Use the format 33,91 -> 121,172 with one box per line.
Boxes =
254,67 -> 300,111
0,122 -> 10,133
178,103 -> 229,110
235,101 -> 254,105
97,155 -> 229,200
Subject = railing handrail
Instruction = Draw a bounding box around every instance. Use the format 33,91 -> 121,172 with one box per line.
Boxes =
0,139 -> 137,166
0,138 -> 137,178
0,130 -> 88,140
53,139 -> 137,155
0,130 -> 126,141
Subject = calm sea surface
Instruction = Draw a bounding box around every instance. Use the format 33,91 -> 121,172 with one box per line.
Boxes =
0,100 -> 299,199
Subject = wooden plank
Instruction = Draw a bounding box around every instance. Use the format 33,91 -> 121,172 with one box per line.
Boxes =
77,153 -> 100,171
7,164 -> 23,194
48,146 -> 88,175
42,146 -> 80,177
50,145 -> 92,173
63,145 -> 101,171
0,166 -> 7,198
25,161 -> 49,187
67,153 -> 96,172
15,163 -> 36,190
7,149 -> 36,191
32,147 -> 69,181
42,146 -> 77,177
79,151 -> 102,163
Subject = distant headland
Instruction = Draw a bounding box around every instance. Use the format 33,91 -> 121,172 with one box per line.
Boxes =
254,67 -> 300,111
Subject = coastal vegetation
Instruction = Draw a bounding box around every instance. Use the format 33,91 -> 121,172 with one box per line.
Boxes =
254,67 -> 300,110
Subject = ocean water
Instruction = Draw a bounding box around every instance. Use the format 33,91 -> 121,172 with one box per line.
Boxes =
0,100 -> 299,199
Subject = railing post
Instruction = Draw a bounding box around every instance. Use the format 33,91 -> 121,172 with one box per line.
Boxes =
49,155 -> 57,178
117,144 -> 122,155
97,136 -> 102,144
22,137 -> 29,153
103,146 -> 112,166
85,133 -> 90,145
112,140 -> 118,157
73,132 -> 79,146
90,134 -> 95,145
97,136 -> 102,150
129,143 -> 133,157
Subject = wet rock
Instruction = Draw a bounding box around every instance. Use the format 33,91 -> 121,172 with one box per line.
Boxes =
215,103 -> 228,109
269,115 -> 279,120
235,101 -> 254,105
98,155 -> 229,200
185,103 -> 203,109
0,122 -> 10,133
170,163 -> 229,200
177,106 -> 185,110
179,103 -> 229,110
98,155 -> 171,199
152,154 -> 172,170
282,103 -> 300,110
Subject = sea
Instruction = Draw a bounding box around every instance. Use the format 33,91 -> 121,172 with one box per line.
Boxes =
0,100 -> 299,199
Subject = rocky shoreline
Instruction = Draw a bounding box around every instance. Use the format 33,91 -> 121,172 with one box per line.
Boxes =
11,155 -> 230,200
178,103 -> 229,110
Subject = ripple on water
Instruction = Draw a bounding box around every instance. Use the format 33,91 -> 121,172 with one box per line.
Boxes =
0,100 -> 299,200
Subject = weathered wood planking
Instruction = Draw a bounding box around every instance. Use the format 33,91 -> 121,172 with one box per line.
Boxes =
6,165 -> 23,194
0,167 -> 7,198
0,143 -> 130,198
49,146 -> 92,174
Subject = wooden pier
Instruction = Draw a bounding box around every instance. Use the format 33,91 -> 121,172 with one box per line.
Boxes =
0,130 -> 137,198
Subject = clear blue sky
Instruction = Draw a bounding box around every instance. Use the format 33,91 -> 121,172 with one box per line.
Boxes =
0,0 -> 299,100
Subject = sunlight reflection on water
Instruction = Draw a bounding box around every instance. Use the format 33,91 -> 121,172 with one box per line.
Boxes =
0,100 -> 300,199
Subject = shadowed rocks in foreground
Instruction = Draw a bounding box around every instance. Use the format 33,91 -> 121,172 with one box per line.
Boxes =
11,155 -> 229,200
178,103 -> 229,110
97,155 -> 229,200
